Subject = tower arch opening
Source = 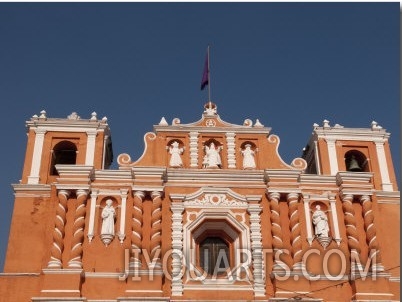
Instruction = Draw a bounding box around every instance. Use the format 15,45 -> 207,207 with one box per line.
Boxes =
50,141 -> 77,175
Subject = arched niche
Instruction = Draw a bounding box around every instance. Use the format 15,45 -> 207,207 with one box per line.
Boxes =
344,150 -> 369,172
167,139 -> 185,168
50,141 -> 77,175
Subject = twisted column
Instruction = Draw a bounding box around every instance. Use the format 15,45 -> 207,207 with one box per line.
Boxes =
360,195 -> 384,272
287,193 -> 303,270
267,192 -> 284,271
131,191 -> 145,267
48,189 -> 70,268
341,194 -> 361,272
150,191 -> 163,266
68,189 -> 88,268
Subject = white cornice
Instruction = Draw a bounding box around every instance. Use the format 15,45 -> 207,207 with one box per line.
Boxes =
42,268 -> 84,275
166,183 -> 267,190
13,184 -> 51,197
154,125 -> 271,135
94,189 -> 128,196
94,169 -> 132,180
55,165 -> 94,178
336,172 -> 373,185
0,272 -> 40,277
54,184 -> 91,191
31,298 -> 86,302
12,183 -> 51,193
336,172 -> 374,196
339,187 -> 374,197
131,166 -> 167,179
131,185 -> 164,193
166,169 -> 265,184
264,169 -> 303,180
375,191 -> 400,204
313,127 -> 390,141
299,174 -> 337,184
266,187 -> 302,194
26,117 -> 109,132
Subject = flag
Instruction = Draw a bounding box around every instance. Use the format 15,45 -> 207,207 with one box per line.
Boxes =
200,52 -> 209,90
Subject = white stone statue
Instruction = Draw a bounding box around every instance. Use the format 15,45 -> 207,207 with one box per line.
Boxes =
169,141 -> 184,167
203,142 -> 222,168
101,199 -> 116,236
241,144 -> 256,169
312,205 -> 329,238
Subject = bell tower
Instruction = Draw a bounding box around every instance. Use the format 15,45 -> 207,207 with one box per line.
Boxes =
21,110 -> 113,185
302,120 -> 398,192
4,110 -> 113,274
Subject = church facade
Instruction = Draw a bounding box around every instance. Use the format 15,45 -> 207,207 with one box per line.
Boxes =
0,103 -> 399,301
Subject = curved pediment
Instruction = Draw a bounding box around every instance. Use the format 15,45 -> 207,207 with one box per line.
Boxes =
117,102 -> 306,171
154,102 -> 270,131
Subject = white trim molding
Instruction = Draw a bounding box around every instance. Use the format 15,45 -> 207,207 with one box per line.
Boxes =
374,141 -> 393,191
28,128 -> 47,184
326,138 -> 338,175
85,129 -> 98,166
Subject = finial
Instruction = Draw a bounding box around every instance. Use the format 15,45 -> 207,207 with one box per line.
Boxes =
203,101 -> 217,116
67,112 -> 80,120
39,110 -> 47,119
254,119 -> 263,127
159,117 -> 168,126
371,121 -> 382,130
90,112 -> 97,121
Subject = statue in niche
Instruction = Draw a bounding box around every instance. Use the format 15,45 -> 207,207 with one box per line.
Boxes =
203,142 -> 222,168
168,141 -> 184,167
101,199 -> 116,246
312,205 -> 329,238
241,144 -> 256,169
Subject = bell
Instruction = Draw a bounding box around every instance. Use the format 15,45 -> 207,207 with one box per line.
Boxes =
347,156 -> 362,172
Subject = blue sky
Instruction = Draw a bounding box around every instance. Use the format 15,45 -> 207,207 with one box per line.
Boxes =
0,2 -> 399,271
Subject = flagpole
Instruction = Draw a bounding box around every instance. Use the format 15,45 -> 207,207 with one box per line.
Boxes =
207,45 -> 211,109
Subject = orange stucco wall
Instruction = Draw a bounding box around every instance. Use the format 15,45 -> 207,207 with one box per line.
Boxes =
1,113 -> 399,302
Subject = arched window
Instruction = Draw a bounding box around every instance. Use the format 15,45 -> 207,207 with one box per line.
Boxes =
50,141 -> 77,175
199,237 -> 230,276
345,150 -> 368,172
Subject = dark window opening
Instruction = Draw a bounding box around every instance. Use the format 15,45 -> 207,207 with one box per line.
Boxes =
345,150 -> 368,172
199,237 -> 230,276
50,141 -> 77,175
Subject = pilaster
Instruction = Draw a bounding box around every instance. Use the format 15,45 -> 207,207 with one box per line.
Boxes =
28,128 -> 47,184
189,132 -> 199,168
170,197 -> 185,297
225,132 -> 236,168
247,197 -> 265,297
